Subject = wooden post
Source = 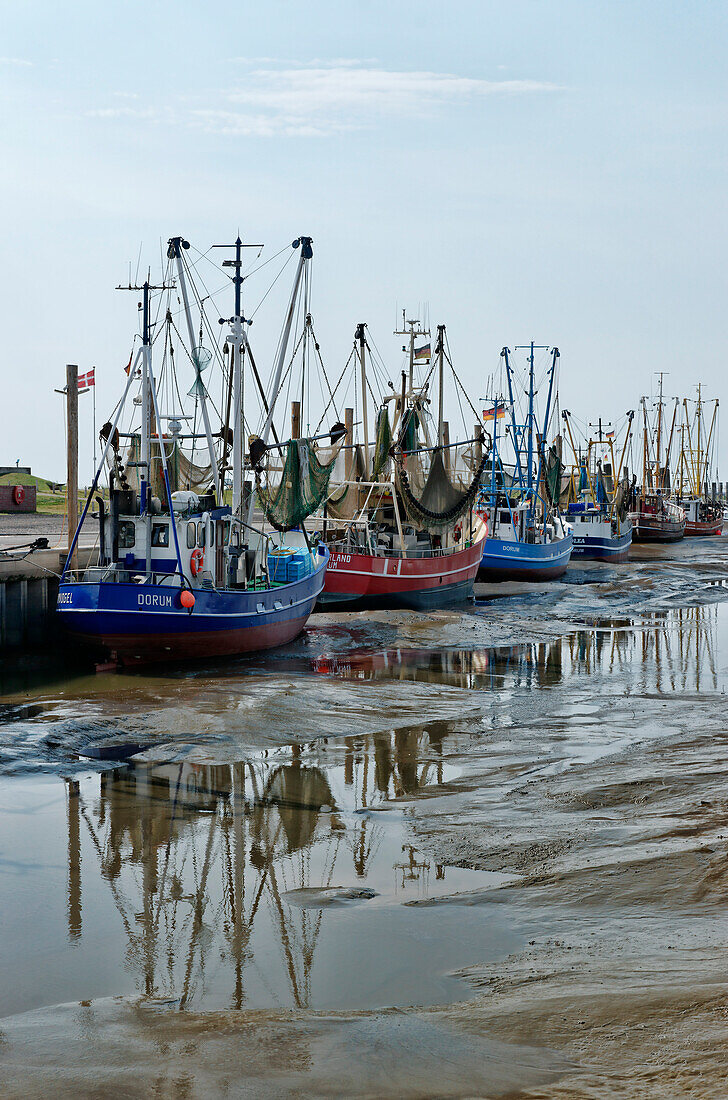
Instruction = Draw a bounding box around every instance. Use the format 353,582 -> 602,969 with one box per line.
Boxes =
344,407 -> 354,480
66,364 -> 78,572
291,400 -> 301,440
473,422 -> 483,466
442,421 -> 451,474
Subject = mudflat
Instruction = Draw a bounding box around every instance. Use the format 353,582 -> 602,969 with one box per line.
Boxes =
2,538 -> 728,1097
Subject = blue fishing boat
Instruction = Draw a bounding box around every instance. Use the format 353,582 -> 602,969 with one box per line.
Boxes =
57,234 -> 339,665
477,343 -> 573,582
562,411 -> 634,562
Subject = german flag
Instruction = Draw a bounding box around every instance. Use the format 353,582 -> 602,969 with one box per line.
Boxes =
414,343 -> 431,360
483,405 -> 506,420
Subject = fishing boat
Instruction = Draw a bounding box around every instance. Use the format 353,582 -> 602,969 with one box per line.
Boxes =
477,344 -> 573,581
316,319 -> 488,609
561,411 -> 633,562
631,379 -> 686,543
57,235 -> 336,665
675,386 -> 723,536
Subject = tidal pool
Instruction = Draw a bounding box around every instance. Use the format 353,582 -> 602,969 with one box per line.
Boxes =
3,541 -> 728,1097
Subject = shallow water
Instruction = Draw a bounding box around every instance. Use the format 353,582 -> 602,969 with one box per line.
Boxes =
2,538 -> 728,1035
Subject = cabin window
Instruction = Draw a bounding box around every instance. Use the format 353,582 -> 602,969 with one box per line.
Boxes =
197,522 -> 206,548
500,511 -> 511,524
118,521 -> 135,549
231,525 -> 240,548
151,524 -> 169,548
209,524 -> 215,548
186,522 -> 196,549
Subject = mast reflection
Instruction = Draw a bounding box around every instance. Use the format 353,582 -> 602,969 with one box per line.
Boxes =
70,725 -> 453,1011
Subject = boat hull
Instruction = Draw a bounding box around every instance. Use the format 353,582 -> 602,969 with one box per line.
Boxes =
56,550 -> 328,665
318,535 -> 484,610
477,533 -> 573,581
684,519 -> 723,537
630,514 -> 686,542
570,528 -> 632,562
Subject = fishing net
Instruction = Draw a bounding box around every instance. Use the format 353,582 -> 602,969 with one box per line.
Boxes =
123,435 -> 213,503
399,408 -> 417,454
544,437 -> 564,506
256,438 -> 341,532
372,406 -> 392,478
322,444 -> 371,520
395,445 -> 489,530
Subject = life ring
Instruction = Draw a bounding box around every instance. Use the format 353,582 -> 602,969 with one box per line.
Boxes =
190,548 -> 204,576
12,485 -> 25,505
453,522 -> 462,542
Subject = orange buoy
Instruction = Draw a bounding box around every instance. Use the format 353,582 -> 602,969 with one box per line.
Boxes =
180,589 -> 195,610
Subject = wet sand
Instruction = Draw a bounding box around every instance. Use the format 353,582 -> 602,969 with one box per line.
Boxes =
2,540 -> 728,1096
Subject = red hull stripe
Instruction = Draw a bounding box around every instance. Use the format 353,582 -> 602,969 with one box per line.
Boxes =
322,537 -> 484,600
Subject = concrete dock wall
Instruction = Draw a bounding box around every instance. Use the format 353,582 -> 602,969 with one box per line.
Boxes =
0,548 -> 95,654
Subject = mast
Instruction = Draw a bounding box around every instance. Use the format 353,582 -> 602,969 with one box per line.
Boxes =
247,236 -> 312,525
436,324 -> 445,446
663,398 -> 678,492
215,235 -> 260,517
393,312 -> 429,400
532,346 -> 559,520
527,341 -> 535,498
355,323 -> 370,477
230,237 -> 244,516
696,383 -> 703,495
168,237 -> 222,501
502,347 -> 525,491
646,398 -> 651,492
140,280 -> 151,521
514,342 -> 549,521
654,371 -> 668,489
610,410 -> 634,518
704,398 -> 719,498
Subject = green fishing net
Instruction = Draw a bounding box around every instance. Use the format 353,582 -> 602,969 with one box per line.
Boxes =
400,408 -> 417,454
257,439 -> 339,532
372,406 -> 392,478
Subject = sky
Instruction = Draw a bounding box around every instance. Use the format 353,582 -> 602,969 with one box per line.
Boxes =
2,0 -> 727,482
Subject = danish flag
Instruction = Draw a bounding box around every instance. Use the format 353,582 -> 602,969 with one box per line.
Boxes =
78,368 -> 95,392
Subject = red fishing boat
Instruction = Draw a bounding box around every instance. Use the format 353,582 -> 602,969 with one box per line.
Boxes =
675,386 -> 722,536
318,319 -> 489,610
630,493 -> 686,542
631,385 -> 685,543
320,520 -> 487,609
681,498 -> 723,536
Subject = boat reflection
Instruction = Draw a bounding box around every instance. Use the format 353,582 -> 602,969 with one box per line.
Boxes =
311,603 -> 721,694
64,728 -> 460,1011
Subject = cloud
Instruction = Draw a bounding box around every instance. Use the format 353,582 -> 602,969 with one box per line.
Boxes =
0,57 -> 32,67
203,64 -> 562,136
87,62 -> 563,139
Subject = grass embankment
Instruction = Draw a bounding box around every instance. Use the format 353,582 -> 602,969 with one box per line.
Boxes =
0,472 -> 53,491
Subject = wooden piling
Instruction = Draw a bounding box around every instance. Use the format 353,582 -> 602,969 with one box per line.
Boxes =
66,364 -> 78,572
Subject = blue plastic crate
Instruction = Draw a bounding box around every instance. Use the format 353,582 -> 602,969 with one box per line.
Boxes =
267,551 -> 292,583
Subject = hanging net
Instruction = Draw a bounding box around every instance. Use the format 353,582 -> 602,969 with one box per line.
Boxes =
372,406 -> 392,478
256,438 -> 341,532
543,436 -> 564,506
399,408 -> 417,454
395,445 -> 489,530
323,444 -> 371,520
122,435 -> 213,504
